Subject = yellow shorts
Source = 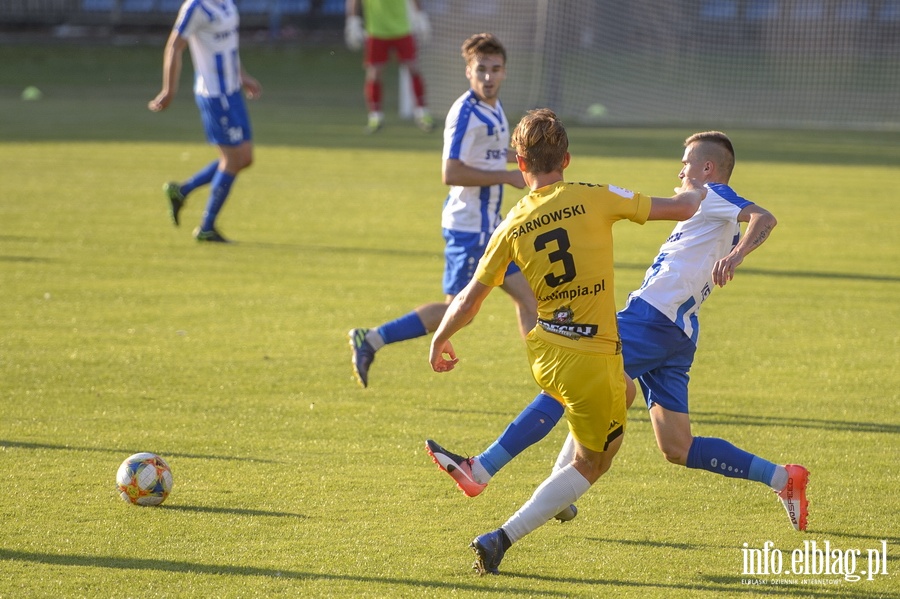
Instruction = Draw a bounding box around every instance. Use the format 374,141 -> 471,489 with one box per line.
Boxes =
526,331 -> 627,453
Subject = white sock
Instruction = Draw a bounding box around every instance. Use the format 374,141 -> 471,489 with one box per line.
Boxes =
501,463 -> 591,544
364,329 -> 385,351
553,432 -> 576,472
770,465 -> 789,492
471,458 -> 492,484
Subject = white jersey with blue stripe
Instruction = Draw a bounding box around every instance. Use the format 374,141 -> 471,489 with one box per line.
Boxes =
174,0 -> 242,98
441,90 -> 511,234
627,183 -> 753,343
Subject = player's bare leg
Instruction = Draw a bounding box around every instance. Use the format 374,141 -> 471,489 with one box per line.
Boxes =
649,401 -> 808,530
417,300 -> 453,331
648,403 -> 692,465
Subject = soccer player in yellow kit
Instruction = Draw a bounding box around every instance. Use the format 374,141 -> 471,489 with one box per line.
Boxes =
428,108 -> 707,575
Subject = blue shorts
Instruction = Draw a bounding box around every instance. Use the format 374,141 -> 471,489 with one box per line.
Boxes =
618,297 -> 696,414
195,92 -> 252,147
442,228 -> 521,296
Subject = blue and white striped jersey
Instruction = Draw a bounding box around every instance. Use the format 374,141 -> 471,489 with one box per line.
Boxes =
627,183 -> 753,343
441,90 -> 511,234
174,0 -> 242,98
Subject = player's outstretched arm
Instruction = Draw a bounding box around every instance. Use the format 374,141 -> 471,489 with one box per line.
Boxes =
712,204 -> 777,287
148,31 -> 187,112
646,177 -> 707,221
442,158 -> 526,189
429,280 -> 492,372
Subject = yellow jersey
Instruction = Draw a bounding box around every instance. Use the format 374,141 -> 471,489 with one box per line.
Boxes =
476,181 -> 652,354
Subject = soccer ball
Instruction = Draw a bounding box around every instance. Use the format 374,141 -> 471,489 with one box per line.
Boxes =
116,452 -> 173,506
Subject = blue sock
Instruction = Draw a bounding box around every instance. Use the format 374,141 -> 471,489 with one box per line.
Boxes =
686,436 -> 776,484
376,311 -> 427,344
200,170 -> 235,231
181,160 -> 219,197
748,456 -> 778,487
478,392 -> 564,476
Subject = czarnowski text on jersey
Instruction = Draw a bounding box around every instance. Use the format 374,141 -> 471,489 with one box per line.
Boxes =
509,204 -> 586,239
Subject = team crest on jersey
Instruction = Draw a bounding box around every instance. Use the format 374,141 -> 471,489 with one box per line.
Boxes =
538,306 -> 598,340
552,306 -> 574,324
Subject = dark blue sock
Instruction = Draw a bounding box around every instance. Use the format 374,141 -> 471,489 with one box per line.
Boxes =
377,311 -> 427,344
686,436 -> 775,484
200,170 -> 235,231
478,392 -> 564,476
181,160 -> 219,197
498,528 -> 512,551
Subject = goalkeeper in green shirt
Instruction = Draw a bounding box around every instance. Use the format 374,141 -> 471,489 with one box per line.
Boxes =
345,0 -> 434,133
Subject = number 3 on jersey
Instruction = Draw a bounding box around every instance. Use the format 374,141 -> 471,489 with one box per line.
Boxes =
534,228 -> 576,288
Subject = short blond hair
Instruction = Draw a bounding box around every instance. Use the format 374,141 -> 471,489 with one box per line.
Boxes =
512,108 -> 569,174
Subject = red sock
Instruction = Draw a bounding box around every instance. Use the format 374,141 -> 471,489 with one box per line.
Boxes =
411,73 -> 426,108
365,80 -> 382,113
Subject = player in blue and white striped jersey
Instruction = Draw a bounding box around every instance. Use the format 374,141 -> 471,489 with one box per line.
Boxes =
440,88 -> 512,236
349,33 -> 536,388
149,0 -> 261,243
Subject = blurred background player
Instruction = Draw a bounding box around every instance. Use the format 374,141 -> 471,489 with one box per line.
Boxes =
149,0 -> 261,243
345,0 -> 433,133
427,109 -> 707,575
348,33 -> 534,387
427,131 -> 809,533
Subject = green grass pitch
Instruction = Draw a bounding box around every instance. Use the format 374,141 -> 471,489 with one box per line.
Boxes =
0,43 -> 898,598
